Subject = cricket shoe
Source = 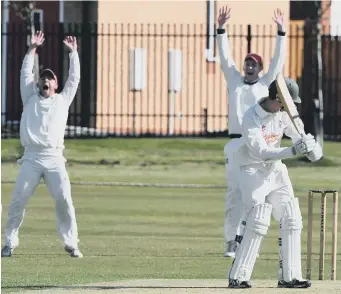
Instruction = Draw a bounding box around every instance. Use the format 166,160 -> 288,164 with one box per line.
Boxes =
224,240 -> 238,258
278,279 -> 311,288
64,245 -> 83,258
1,246 -> 14,257
228,279 -> 252,288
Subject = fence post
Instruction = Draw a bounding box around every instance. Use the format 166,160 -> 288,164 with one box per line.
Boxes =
58,22 -> 64,94
203,108 -> 208,136
247,24 -> 252,54
1,15 -> 8,126
80,22 -> 91,130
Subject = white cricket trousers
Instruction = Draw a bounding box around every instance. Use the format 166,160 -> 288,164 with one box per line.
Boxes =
4,156 -> 79,249
223,139 -> 245,243
235,162 -> 303,281
238,162 -> 295,220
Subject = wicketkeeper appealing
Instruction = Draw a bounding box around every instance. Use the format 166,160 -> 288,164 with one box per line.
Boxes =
1,31 -> 83,258
217,6 -> 287,257
227,78 -> 322,288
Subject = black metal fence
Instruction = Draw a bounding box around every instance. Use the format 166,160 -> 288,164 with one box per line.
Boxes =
1,23 -> 341,140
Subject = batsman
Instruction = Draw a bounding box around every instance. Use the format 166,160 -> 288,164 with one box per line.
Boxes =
227,77 -> 322,288
217,5 -> 287,257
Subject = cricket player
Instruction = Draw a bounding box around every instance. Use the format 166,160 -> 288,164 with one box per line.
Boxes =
217,6 -> 287,257
1,31 -> 83,258
227,77 -> 322,288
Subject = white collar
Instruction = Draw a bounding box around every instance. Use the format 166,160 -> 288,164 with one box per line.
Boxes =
255,99 -> 273,119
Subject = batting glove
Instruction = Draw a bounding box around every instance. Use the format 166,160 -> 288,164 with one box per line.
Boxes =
305,142 -> 323,162
292,134 -> 316,155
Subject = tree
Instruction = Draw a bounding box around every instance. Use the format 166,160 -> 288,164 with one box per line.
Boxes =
6,1 -> 39,83
7,1 -> 36,38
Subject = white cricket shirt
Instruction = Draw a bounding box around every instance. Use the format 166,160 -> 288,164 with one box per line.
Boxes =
235,101 -> 301,168
217,32 -> 286,135
19,51 -> 80,155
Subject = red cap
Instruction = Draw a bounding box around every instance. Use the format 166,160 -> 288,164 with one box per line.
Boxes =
244,53 -> 263,69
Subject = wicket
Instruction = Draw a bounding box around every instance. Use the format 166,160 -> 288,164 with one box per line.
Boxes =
306,189 -> 338,280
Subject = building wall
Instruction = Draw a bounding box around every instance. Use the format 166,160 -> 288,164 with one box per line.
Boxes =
64,0 -> 83,23
95,0 -> 290,134
330,0 -> 341,35
4,1 -> 60,122
62,1 -> 99,129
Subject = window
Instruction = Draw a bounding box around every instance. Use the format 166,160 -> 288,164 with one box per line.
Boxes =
31,9 -> 43,32
205,0 -> 216,62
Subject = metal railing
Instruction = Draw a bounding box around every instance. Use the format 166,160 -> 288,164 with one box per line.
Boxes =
1,23 -> 340,140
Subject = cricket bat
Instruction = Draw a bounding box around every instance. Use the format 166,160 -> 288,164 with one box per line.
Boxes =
275,72 -> 305,137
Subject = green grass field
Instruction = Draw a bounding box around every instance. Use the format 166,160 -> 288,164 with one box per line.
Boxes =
1,138 -> 341,293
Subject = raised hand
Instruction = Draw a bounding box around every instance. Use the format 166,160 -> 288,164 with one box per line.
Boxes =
30,31 -> 45,48
272,9 -> 285,32
218,6 -> 231,28
63,36 -> 77,52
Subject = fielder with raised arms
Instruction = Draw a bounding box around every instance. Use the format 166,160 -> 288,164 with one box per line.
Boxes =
217,6 -> 287,257
227,78 -> 322,288
1,31 -> 83,258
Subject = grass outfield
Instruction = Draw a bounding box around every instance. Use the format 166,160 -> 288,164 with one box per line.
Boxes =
1,138 -> 341,293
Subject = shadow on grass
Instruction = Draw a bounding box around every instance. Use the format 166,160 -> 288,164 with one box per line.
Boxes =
283,156 -> 338,167
1,286 -> 231,291
2,156 -> 338,167
1,158 -> 225,167
1,285 -> 279,290
0,157 -> 123,166
9,252 -> 340,259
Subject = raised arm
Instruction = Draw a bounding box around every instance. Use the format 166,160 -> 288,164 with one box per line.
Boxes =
61,36 -> 80,106
216,6 -> 241,83
20,31 -> 45,104
263,9 -> 287,86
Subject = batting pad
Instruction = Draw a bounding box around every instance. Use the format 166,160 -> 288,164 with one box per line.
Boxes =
279,197 -> 303,281
229,203 -> 272,281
